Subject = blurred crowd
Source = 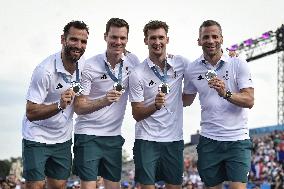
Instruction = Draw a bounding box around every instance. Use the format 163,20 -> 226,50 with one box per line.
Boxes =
0,174 -> 25,189
119,130 -> 284,189
248,130 -> 284,188
1,130 -> 284,189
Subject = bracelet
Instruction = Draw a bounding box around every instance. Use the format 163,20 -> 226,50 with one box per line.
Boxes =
223,90 -> 232,100
57,102 -> 63,112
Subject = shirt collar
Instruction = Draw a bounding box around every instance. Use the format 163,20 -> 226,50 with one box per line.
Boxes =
55,52 -> 84,76
198,53 -> 230,67
103,51 -> 126,67
146,55 -> 174,71
55,52 -> 69,74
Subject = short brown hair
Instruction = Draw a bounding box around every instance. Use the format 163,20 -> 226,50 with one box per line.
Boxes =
105,18 -> 129,35
63,20 -> 89,37
143,20 -> 169,38
199,20 -> 222,36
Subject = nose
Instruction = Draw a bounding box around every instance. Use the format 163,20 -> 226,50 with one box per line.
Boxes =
74,40 -> 86,49
114,38 -> 123,45
207,36 -> 214,43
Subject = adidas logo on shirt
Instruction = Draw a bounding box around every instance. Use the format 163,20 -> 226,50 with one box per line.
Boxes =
149,80 -> 155,86
101,74 -> 107,79
56,83 -> 63,89
197,75 -> 204,80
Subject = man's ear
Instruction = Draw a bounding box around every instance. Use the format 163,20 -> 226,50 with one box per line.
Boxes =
144,37 -> 147,45
61,35 -> 65,45
197,38 -> 201,46
104,33 -> 107,42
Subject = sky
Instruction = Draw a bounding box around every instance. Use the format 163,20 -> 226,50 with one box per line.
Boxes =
0,0 -> 283,160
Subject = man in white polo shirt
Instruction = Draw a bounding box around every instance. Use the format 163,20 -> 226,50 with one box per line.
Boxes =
73,18 -> 140,189
22,21 -> 89,189
129,20 -> 190,189
183,20 -> 254,189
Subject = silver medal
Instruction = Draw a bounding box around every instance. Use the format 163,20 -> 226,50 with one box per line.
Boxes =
113,82 -> 125,92
205,70 -> 217,81
158,83 -> 170,94
71,81 -> 84,96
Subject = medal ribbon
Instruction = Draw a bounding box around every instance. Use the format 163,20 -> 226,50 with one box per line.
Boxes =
150,59 -> 168,83
104,60 -> 123,84
202,60 -> 224,72
60,62 -> 80,84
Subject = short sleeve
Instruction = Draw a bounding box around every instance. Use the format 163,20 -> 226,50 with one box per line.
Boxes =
80,63 -> 94,95
129,69 -> 144,102
26,65 -> 50,104
183,62 -> 197,94
236,59 -> 254,90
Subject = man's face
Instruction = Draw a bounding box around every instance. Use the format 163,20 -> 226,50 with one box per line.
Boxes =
198,25 -> 223,57
104,26 -> 128,56
61,26 -> 88,63
144,28 -> 169,57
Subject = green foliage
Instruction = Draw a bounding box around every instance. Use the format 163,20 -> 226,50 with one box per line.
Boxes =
0,157 -> 22,178
0,160 -> 11,178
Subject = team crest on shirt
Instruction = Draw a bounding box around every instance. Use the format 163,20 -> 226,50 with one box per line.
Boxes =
126,66 -> 131,75
222,71 -> 230,80
173,71 -> 177,79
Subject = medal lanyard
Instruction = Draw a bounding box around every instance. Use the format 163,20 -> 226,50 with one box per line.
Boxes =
150,59 -> 168,83
60,62 -> 80,84
202,60 -> 224,72
104,60 -> 123,84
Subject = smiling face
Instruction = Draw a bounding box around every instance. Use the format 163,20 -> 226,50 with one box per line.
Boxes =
198,25 -> 223,58
104,26 -> 128,57
144,27 -> 169,58
61,26 -> 88,63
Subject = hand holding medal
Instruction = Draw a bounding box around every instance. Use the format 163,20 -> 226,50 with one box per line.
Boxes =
106,89 -> 122,103
157,83 -> 173,114
208,77 -> 226,97
151,58 -> 172,113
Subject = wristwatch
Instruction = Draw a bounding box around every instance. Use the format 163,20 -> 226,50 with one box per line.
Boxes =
57,102 -> 63,112
224,90 -> 232,100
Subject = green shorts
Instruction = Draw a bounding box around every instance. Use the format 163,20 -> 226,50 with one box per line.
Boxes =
73,134 -> 125,182
133,139 -> 184,185
22,139 -> 72,181
196,136 -> 252,187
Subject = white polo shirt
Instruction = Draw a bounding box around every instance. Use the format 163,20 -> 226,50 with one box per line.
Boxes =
22,52 -> 85,144
74,52 -> 140,136
129,55 -> 189,142
183,54 -> 254,141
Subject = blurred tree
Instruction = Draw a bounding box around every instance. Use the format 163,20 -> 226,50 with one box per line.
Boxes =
0,160 -> 11,178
